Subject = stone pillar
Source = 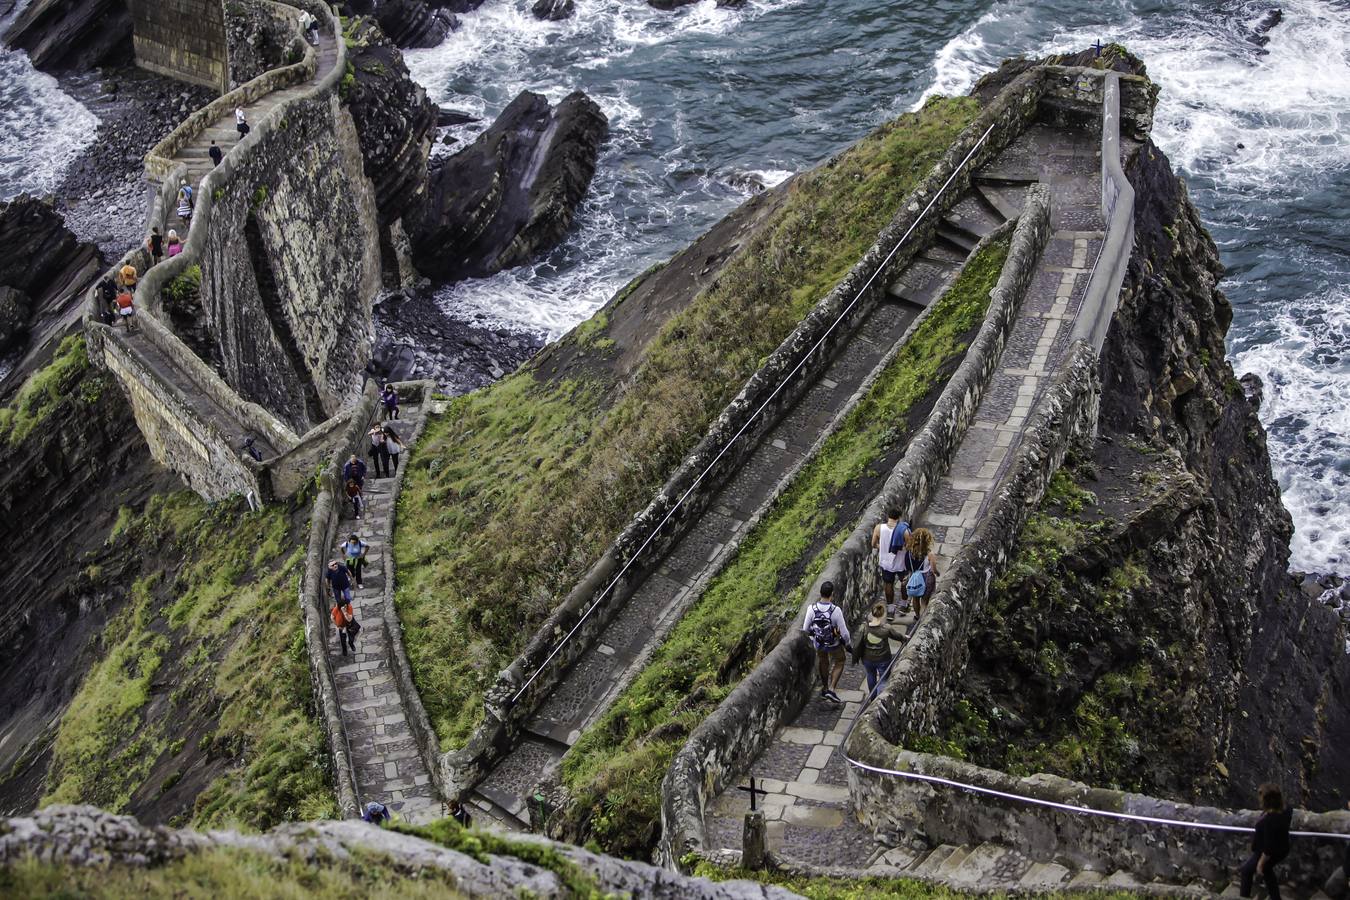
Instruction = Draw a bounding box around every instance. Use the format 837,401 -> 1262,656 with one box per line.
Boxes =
742,810 -> 767,870
128,0 -> 230,95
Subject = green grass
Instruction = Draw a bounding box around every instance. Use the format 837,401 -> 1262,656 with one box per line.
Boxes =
395,95 -> 981,749
557,237 -> 1010,857
0,334 -> 102,446
164,264 -> 202,308
43,493 -> 335,829
0,848 -> 460,899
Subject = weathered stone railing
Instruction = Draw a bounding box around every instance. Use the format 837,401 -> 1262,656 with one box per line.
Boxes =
438,68 -> 1057,798
658,186 -> 1052,870
1073,72 -> 1136,351
85,0 -> 357,502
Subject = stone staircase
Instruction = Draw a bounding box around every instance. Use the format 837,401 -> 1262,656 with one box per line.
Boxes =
466,185 -> 1016,831
328,398 -> 443,825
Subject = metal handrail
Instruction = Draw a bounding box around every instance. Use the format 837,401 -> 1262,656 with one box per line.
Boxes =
509,120 -> 1001,706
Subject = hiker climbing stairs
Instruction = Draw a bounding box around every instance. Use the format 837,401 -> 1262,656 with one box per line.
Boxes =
329,396 -> 442,825
466,181 -> 1018,830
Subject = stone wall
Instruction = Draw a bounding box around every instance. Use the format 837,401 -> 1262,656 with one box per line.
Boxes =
130,0 -> 230,94
658,187 -> 1053,870
196,89 -> 381,432
438,68 -> 1057,797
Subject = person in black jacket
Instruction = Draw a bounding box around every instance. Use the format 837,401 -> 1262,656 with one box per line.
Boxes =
1240,783 -> 1292,898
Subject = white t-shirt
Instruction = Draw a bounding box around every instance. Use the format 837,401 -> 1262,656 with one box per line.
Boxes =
878,521 -> 900,572
235,108 -> 246,125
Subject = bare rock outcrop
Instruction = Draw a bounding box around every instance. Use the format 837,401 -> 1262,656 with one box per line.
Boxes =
0,806 -> 801,899
343,0 -> 457,49
409,89 -> 608,283
225,0 -> 306,87
2,0 -> 129,72
340,17 -> 437,225
0,195 -> 100,354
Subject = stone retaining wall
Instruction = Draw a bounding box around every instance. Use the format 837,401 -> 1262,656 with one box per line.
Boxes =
130,0 -> 230,94
440,66 -> 1059,799
657,185 -> 1053,870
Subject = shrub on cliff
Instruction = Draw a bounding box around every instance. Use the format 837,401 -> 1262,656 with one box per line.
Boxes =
394,96 -> 979,748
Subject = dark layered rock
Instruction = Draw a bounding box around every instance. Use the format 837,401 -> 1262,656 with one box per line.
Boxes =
409,89 -> 607,283
3,0 -> 129,72
343,0 -> 456,49
531,0 -> 573,20
341,17 -> 436,225
225,0 -> 306,87
0,195 -> 100,354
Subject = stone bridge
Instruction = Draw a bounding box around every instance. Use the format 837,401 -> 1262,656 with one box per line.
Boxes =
84,0 -> 382,503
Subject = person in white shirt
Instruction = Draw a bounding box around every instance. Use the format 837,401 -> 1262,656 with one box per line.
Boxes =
871,507 -> 908,611
802,581 -> 851,703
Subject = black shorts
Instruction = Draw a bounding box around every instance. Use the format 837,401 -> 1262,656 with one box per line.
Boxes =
881,567 -> 897,584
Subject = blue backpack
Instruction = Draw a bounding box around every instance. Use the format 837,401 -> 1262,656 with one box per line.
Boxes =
906,570 -> 927,598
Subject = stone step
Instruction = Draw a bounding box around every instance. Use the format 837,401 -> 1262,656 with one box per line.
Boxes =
1021,861 -> 1072,887
933,843 -> 973,877
913,844 -> 960,876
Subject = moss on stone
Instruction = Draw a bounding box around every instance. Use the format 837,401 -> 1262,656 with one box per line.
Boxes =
394,819 -> 605,898
395,95 -> 981,749
43,494 -> 335,829
0,334 -> 102,446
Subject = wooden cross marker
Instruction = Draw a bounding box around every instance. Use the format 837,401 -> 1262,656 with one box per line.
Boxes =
737,776 -> 769,812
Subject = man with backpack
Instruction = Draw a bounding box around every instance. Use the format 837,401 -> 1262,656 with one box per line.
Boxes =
342,453 -> 367,487
802,581 -> 851,703
362,801 -> 390,825
341,532 -> 369,588
871,509 -> 909,611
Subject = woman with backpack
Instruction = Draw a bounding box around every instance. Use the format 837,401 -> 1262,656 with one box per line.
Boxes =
852,601 -> 906,698
341,532 -> 369,588
902,527 -> 939,623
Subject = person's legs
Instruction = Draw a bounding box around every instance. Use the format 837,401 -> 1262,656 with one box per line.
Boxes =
389,452 -> 399,474
340,628 -> 352,655
828,647 -> 846,693
1263,862 -> 1281,900
1238,853 -> 1259,897
881,568 -> 894,605
863,659 -> 886,696
816,650 -> 829,692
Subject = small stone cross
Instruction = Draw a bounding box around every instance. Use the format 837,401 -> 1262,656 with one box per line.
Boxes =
737,776 -> 769,812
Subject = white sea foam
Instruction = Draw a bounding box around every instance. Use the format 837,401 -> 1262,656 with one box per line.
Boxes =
0,46 -> 99,200
1233,285 -> 1350,571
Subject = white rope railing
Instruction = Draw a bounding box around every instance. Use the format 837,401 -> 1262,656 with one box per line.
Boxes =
509,120 -> 1001,707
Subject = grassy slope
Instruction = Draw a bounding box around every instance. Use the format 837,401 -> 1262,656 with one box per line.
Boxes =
0,333 -> 99,445
395,96 -> 980,747
556,237 -> 1010,856
41,487 -> 334,828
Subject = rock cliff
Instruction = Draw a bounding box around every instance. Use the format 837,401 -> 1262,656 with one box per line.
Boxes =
0,806 -> 801,898
0,196 -> 100,356
935,131 -> 1350,810
2,0 -> 129,72
342,0 -> 456,49
225,0 -> 306,88
409,89 -> 608,283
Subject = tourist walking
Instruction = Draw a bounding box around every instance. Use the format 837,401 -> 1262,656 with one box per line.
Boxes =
852,601 -> 906,698
299,8 -> 319,44
342,453 -> 367,487
166,229 -> 184,257
383,426 -> 403,474
341,532 -> 369,588
449,798 -> 472,828
332,592 -> 359,656
381,384 -> 399,420
1239,784 -> 1292,899
362,801 -> 390,825
147,227 -> 163,265
241,435 -> 263,462
803,581 -> 851,703
208,140 -> 223,166
902,527 -> 939,622
235,106 -> 250,138
325,559 -> 353,606
871,508 -> 909,611
119,263 -> 138,290
368,424 -> 389,478
176,179 -> 194,227
114,287 -> 136,332
345,478 -> 364,519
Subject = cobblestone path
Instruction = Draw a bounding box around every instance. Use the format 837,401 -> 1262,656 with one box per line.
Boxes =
329,399 -> 442,825
703,121 -> 1108,867
468,186 -> 1015,828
